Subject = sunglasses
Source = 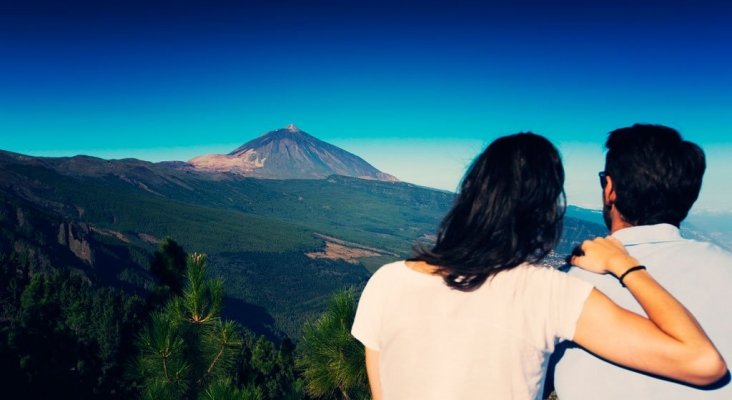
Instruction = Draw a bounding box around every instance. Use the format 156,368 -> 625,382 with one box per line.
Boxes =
598,171 -> 608,188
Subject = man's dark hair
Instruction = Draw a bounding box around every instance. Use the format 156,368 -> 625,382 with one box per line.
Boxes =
605,124 -> 706,227
412,132 -> 566,291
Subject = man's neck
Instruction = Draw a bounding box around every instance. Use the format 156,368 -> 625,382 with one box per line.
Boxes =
609,206 -> 634,234
610,220 -> 634,234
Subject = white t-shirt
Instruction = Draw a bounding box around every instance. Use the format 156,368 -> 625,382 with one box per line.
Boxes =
351,260 -> 593,400
554,224 -> 732,399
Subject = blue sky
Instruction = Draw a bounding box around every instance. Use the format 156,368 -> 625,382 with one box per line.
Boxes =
1,0 -> 731,210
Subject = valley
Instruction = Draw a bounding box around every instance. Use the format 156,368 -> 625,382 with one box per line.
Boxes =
0,127 -> 610,339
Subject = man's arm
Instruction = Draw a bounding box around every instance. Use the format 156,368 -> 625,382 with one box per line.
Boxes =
365,346 -> 382,400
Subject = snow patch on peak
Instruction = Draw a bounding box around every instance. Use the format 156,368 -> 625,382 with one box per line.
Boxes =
286,124 -> 300,132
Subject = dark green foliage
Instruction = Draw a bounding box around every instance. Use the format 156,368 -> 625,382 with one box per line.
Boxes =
0,253 -> 29,398
213,251 -> 371,340
0,244 -> 326,400
0,252 -> 145,399
133,253 -> 244,399
238,334 -> 303,400
201,378 -> 265,400
297,289 -> 369,400
132,250 -> 308,399
133,310 -> 191,398
0,239 -> 308,400
151,238 -> 188,295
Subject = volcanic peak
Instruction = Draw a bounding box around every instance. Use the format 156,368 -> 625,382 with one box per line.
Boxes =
188,125 -> 398,182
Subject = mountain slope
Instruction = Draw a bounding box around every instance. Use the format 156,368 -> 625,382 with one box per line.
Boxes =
0,148 -> 608,339
189,124 -> 398,181
0,149 -> 442,338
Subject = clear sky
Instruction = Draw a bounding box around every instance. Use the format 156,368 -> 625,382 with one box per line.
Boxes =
1,0 -> 731,211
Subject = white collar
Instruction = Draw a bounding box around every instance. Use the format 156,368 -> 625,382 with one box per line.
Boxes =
612,223 -> 684,246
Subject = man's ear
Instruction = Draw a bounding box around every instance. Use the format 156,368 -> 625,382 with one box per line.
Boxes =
604,176 -> 616,205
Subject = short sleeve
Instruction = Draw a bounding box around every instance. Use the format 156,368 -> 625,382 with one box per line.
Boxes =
546,268 -> 594,343
351,271 -> 385,351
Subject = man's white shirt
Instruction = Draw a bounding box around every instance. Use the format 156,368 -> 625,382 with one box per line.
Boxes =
554,223 -> 732,399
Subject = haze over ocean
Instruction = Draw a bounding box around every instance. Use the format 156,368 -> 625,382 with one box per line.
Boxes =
1,0 -> 731,211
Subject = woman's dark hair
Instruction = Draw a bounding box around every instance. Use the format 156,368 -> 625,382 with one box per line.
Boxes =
412,132 -> 566,291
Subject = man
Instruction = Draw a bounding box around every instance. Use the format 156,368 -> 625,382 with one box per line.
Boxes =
553,124 -> 732,399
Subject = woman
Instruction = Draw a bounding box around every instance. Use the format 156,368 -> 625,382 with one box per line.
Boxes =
351,132 -> 726,399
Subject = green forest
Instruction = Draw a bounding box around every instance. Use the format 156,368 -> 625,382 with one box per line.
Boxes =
0,239 -> 370,400
0,155 -> 595,399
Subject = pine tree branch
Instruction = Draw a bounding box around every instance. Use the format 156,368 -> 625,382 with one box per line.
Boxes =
340,385 -> 351,400
198,345 -> 225,385
162,355 -> 170,382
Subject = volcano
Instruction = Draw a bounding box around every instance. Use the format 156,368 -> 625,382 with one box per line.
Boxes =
188,125 -> 398,181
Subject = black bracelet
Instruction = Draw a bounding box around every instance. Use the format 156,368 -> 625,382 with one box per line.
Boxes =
618,265 -> 647,287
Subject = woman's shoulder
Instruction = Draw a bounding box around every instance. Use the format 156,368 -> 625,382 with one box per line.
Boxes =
494,262 -> 561,280
365,260 -> 444,292
371,260 -> 408,277
492,262 -> 590,291
363,260 -> 408,287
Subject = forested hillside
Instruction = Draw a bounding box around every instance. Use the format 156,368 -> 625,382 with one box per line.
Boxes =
0,150 -> 607,339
